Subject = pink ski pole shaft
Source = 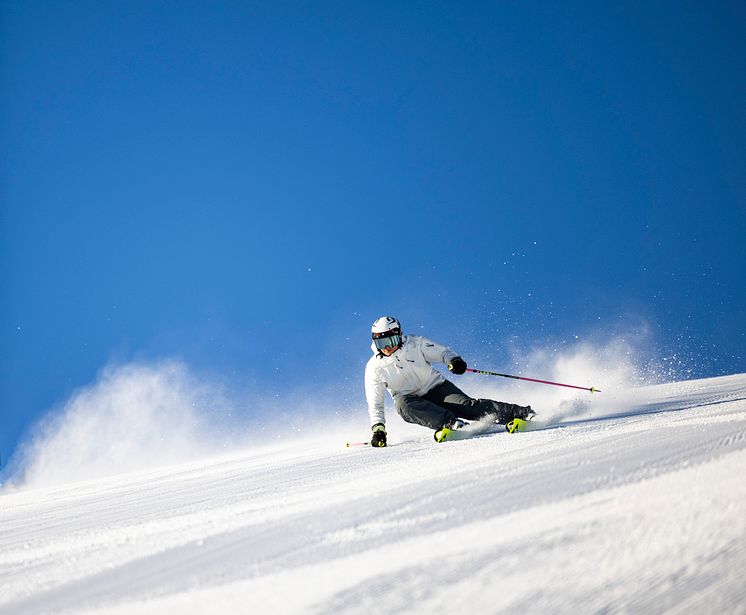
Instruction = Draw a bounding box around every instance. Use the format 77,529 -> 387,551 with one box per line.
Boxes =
466,368 -> 601,393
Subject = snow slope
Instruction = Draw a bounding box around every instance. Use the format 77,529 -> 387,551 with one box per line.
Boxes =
1,374 -> 745,614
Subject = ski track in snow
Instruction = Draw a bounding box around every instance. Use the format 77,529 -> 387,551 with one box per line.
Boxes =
1,375 -> 745,614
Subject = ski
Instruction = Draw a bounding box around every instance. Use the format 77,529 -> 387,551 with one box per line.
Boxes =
348,418 -> 545,446
436,418 -> 544,442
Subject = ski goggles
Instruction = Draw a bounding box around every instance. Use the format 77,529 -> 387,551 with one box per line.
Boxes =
372,333 -> 402,350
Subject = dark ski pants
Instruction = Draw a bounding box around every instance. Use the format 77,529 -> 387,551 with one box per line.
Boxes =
393,380 -> 531,430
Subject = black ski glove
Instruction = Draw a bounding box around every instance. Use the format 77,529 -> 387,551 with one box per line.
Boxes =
371,423 -> 387,447
448,357 -> 467,375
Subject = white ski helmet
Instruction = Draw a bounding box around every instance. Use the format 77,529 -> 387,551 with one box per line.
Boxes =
371,316 -> 403,351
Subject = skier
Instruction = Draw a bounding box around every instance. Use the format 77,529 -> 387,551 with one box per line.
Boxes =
365,316 -> 535,447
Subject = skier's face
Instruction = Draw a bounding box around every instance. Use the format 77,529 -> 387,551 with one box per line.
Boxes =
380,344 -> 398,356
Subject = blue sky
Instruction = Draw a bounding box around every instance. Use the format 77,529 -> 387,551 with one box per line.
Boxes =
2,1 -> 745,462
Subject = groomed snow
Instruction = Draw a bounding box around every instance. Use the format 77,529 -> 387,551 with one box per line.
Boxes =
1,374 -> 745,614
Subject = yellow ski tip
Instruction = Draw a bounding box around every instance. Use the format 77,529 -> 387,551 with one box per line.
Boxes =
506,418 -> 529,433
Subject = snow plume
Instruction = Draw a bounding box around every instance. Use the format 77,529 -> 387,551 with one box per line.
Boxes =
5,360 -> 245,489
3,359 -> 369,490
467,330 -> 672,425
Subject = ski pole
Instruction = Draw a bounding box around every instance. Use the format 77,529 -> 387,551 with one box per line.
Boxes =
345,441 -> 370,447
466,368 -> 601,393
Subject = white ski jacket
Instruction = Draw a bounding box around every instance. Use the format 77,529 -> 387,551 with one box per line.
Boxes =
365,335 -> 460,427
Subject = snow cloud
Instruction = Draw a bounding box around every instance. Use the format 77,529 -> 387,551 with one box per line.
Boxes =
4,360 -> 245,489
466,328 -> 671,424
2,359 -> 367,490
